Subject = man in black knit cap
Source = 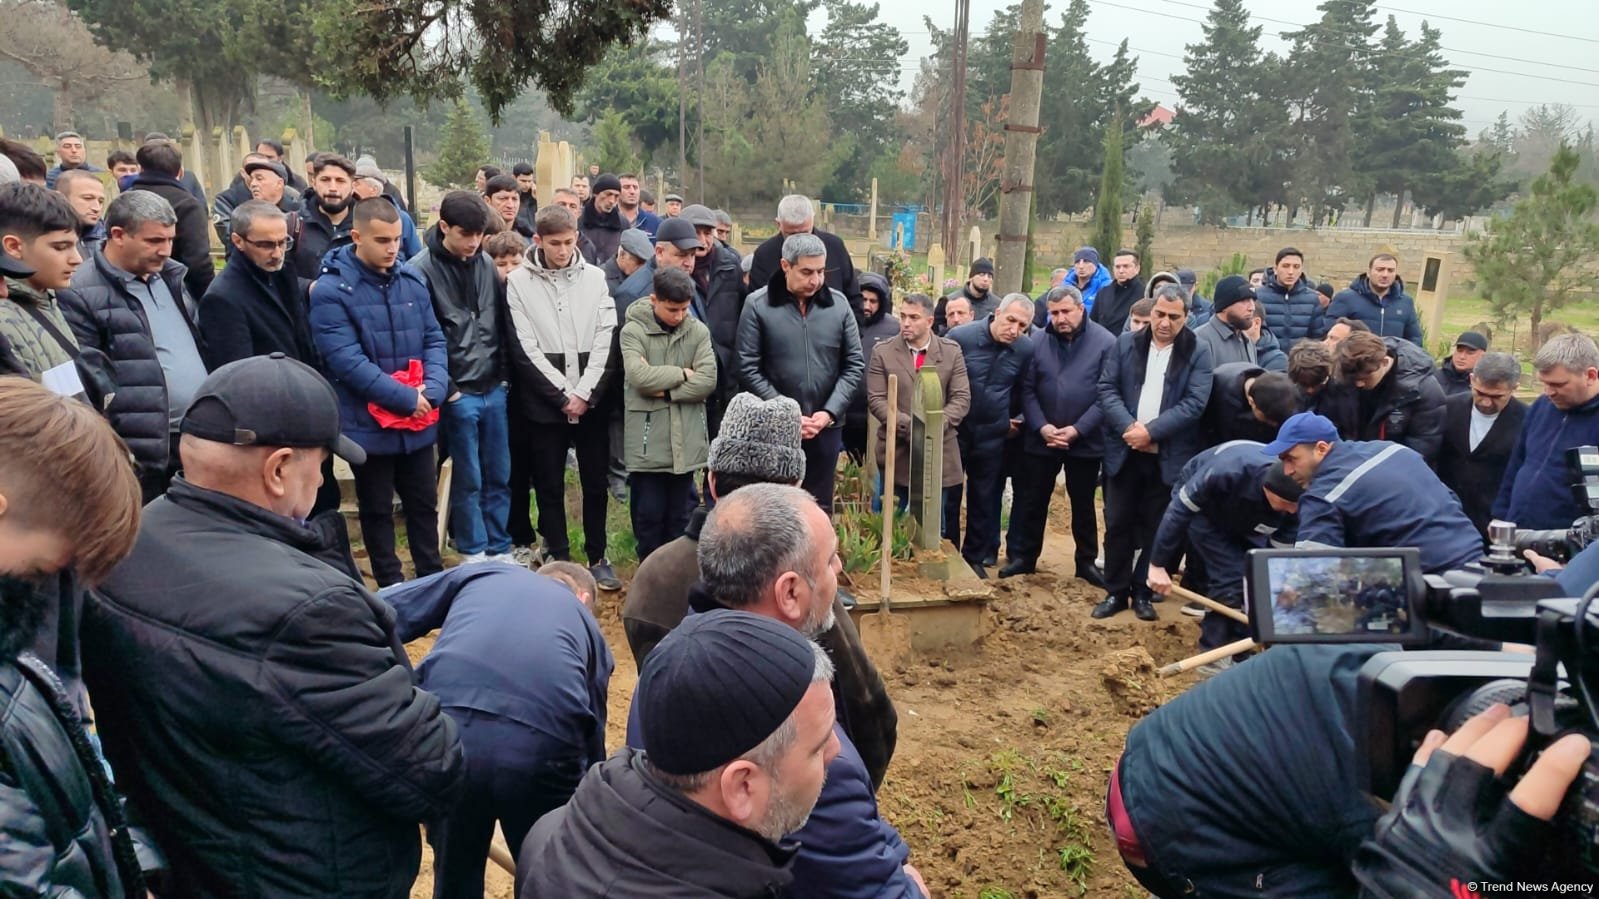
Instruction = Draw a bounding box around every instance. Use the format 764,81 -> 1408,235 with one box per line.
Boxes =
517,609 -> 839,897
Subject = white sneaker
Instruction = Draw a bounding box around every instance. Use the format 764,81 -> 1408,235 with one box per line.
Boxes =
487,552 -> 519,565
458,552 -> 490,565
1180,601 -> 1207,618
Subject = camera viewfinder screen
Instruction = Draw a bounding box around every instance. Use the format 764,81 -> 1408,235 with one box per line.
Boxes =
1265,555 -> 1411,637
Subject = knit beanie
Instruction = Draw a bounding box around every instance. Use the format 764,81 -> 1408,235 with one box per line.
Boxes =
969,257 -> 994,277
638,609 -> 817,775
591,173 -> 622,195
1072,247 -> 1100,266
1212,275 -> 1257,314
707,393 -> 806,484
1264,461 -> 1304,502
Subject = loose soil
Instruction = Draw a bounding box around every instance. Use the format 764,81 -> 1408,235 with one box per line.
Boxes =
401,493 -> 1209,898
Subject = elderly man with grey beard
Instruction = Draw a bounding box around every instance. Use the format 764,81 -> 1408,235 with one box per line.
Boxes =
624,483 -> 929,898
737,233 -> 865,513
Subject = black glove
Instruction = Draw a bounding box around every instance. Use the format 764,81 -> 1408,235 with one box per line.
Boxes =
1353,748 -> 1550,898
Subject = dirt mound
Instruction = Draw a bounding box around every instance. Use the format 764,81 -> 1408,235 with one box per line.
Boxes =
1099,646 -> 1167,718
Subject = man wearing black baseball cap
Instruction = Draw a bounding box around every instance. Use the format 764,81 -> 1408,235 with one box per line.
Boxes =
1434,330 -> 1487,397
82,353 -> 465,897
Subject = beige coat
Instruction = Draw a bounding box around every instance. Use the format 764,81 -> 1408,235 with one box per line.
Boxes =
867,335 -> 971,487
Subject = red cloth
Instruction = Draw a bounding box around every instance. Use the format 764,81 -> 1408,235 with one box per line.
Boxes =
1107,756 -> 1148,869
368,359 -> 439,431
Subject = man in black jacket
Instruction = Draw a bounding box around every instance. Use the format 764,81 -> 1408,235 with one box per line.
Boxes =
512,161 -> 538,238
83,355 -> 465,899
128,140 -> 214,300
1335,331 -> 1446,466
746,194 -> 864,318
578,173 -> 627,264
736,233 -> 865,513
1433,330 -> 1486,397
290,153 -> 358,279
1203,363 -> 1298,446
682,203 -> 749,437
1437,351 -> 1527,539
410,192 -> 513,564
61,189 -> 209,503
0,379 -> 145,898
1088,248 -> 1145,335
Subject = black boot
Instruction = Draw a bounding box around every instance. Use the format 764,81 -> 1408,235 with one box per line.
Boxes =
1076,562 -> 1106,589
1091,594 -> 1128,619
999,559 -> 1036,578
1132,594 -> 1157,621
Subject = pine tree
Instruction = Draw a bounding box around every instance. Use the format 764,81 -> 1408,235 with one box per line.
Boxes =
1135,201 -> 1156,271
1280,0 -> 1382,224
1091,117 -> 1126,261
1032,0 -> 1140,216
1465,145 -> 1599,351
1169,0 -> 1284,222
1359,18 -> 1467,227
592,110 -> 643,174
424,100 -> 492,189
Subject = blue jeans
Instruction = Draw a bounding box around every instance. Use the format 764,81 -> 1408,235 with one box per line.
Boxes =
442,386 -> 512,555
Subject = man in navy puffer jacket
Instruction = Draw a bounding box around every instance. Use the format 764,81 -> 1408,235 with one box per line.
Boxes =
1256,247 -> 1324,344
311,197 -> 449,586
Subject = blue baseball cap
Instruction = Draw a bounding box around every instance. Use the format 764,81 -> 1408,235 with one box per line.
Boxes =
1261,412 -> 1340,457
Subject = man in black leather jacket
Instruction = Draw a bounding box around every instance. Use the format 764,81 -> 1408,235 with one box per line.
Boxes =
0,378 -> 146,897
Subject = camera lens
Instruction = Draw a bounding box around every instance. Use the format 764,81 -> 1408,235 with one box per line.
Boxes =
1440,679 -> 1528,732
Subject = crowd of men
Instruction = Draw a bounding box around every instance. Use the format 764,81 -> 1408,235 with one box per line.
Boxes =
1,128 -> 1595,897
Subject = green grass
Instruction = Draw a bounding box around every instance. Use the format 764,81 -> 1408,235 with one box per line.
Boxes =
1437,292 -> 1599,361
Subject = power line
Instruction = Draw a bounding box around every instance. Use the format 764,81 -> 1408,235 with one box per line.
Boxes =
1376,4 -> 1599,45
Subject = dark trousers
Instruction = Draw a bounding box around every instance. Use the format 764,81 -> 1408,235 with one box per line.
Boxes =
1103,453 -> 1169,600
352,444 -> 443,587
529,413 -> 610,562
630,471 -> 696,561
945,436 -> 1005,562
507,405 -> 538,547
1005,451 -> 1102,569
139,432 -> 184,505
801,426 -> 844,514
428,710 -> 586,899
312,455 -> 342,518
1187,519 -> 1252,651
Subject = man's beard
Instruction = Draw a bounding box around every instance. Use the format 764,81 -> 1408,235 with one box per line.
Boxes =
799,595 -> 835,637
754,768 -> 824,842
318,192 -> 354,214
0,574 -> 52,663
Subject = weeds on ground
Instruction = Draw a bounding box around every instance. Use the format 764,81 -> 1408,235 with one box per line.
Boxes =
964,749 -> 1098,896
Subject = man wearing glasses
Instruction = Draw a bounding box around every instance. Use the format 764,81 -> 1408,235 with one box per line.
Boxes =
1437,352 -> 1526,541
200,200 -> 345,513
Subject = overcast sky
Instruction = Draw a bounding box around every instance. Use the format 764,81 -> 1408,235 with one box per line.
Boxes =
870,0 -> 1599,132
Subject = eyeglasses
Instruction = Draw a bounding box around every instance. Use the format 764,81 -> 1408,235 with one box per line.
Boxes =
242,236 -> 295,251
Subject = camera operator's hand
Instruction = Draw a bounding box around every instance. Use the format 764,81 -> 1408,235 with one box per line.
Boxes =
1522,548 -> 1564,575
1352,704 -> 1591,898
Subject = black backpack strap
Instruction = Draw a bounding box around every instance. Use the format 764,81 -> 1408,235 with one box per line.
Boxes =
19,303 -> 79,357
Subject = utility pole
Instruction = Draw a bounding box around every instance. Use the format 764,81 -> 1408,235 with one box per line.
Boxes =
940,0 -> 971,257
694,0 -> 706,202
677,8 -> 688,193
994,0 -> 1045,296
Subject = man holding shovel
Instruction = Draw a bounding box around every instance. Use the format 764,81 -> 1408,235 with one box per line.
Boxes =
1145,440 -> 1303,676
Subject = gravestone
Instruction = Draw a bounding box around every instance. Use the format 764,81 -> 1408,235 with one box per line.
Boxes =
907,367 -> 944,554
926,243 -> 946,295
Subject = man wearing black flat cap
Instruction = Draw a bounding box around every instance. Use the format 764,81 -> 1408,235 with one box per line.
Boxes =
519,609 -> 840,898
1193,274 -> 1259,367
83,353 -> 465,899
579,172 -> 627,264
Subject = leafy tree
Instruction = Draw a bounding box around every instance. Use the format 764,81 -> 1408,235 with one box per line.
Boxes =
1090,116 -> 1127,261
572,42 -> 679,166
1512,104 -> 1583,181
812,0 -> 908,199
1465,145 -> 1599,351
1358,18 -> 1466,227
1033,0 -> 1140,216
592,110 -> 642,175
1168,0 -> 1286,222
1480,111 -> 1516,157
307,0 -> 673,119
1411,145 -> 1513,227
0,1 -> 148,134
697,0 -> 818,83
1279,0 -> 1381,224
425,100 -> 491,189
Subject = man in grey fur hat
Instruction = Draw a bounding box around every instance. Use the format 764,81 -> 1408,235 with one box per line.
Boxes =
620,392 -> 899,790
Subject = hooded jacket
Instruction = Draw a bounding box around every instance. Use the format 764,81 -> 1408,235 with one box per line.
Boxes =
579,198 -> 627,266
59,249 -> 203,474
1350,337 -> 1445,465
1256,270 -> 1325,344
1433,358 -> 1472,396
290,198 -> 354,280
0,277 -> 78,379
1492,392 -> 1599,530
736,270 -> 865,425
503,247 -> 617,423
1327,275 -> 1422,345
82,479 -> 466,898
1089,274 -> 1146,335
1033,263 -> 1113,327
409,225 -> 504,395
619,298 -> 717,474
308,243 -> 449,456
1097,325 -> 1215,484
516,749 -> 797,899
846,272 -> 900,435
201,250 -> 316,367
